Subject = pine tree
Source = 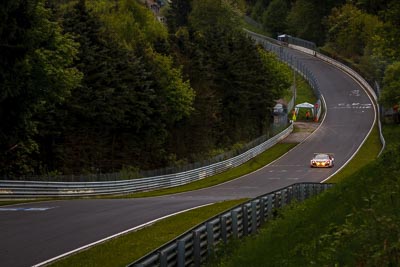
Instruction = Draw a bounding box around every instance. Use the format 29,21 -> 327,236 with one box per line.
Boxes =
166,0 -> 192,32
0,0 -> 81,176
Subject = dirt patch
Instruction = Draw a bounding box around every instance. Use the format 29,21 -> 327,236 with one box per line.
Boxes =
281,121 -> 319,143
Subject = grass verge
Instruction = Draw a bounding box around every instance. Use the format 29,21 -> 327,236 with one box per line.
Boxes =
115,143 -> 297,198
0,143 -> 296,206
327,123 -> 381,183
49,199 -> 247,267
295,74 -> 317,105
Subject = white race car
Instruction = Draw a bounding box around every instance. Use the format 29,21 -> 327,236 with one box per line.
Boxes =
310,153 -> 334,168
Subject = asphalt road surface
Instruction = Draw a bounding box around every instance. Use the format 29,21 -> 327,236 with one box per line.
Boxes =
0,48 -> 375,267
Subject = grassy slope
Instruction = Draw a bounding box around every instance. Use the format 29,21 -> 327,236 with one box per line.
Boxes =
209,124 -> 399,267
296,75 -> 317,105
49,199 -> 247,267
328,123 -> 381,183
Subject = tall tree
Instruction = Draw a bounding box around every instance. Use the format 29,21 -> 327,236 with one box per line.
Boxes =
356,0 -> 390,15
286,0 -> 345,45
381,61 -> 400,108
50,0 -> 195,173
57,0 -> 153,172
326,4 -> 382,59
0,0 -> 81,176
250,0 -> 271,22
187,0 -> 288,146
166,0 -> 192,33
262,0 -> 290,37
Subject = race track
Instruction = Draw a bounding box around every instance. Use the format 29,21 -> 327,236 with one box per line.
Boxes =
0,47 -> 375,267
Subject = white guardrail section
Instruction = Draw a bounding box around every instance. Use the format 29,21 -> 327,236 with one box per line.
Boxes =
129,183 -> 334,267
0,124 -> 293,198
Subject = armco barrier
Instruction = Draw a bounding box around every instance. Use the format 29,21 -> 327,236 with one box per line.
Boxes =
129,182 -> 334,267
0,124 -> 293,198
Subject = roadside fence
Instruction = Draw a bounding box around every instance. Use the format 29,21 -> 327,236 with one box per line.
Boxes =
129,182 -> 334,267
0,124 -> 293,198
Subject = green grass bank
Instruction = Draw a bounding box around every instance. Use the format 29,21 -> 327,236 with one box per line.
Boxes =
49,199 -> 247,267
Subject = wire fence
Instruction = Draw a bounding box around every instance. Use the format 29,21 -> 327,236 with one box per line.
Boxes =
277,34 -> 317,51
4,123 -> 289,183
0,125 -> 293,198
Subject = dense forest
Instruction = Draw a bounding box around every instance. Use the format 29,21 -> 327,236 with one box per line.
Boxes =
0,0 -> 290,177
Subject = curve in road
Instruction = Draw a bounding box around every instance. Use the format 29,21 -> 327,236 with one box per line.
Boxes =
0,46 -> 376,267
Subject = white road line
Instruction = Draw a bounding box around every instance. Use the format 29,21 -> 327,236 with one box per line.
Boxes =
0,207 -> 56,211
32,203 -> 214,267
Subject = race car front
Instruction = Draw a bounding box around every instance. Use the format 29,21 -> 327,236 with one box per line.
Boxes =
310,153 -> 334,168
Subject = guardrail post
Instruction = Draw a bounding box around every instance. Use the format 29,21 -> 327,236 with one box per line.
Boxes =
251,201 -> 258,234
221,215 -> 227,243
243,205 -> 249,236
160,250 -> 167,267
193,230 -> 201,267
232,210 -> 238,238
287,186 -> 293,204
207,222 -> 214,255
310,184 -> 315,197
275,192 -> 281,209
267,194 -> 273,220
327,183 -> 331,191
316,184 -> 322,194
295,184 -> 300,201
300,183 -> 305,201
177,240 -> 186,267
260,197 -> 265,224
281,189 -> 287,207
322,184 -> 327,193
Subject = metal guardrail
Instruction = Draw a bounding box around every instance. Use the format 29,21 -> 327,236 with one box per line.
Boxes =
281,35 -> 317,51
0,124 -> 293,198
129,182 -> 334,267
7,127 -> 287,183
